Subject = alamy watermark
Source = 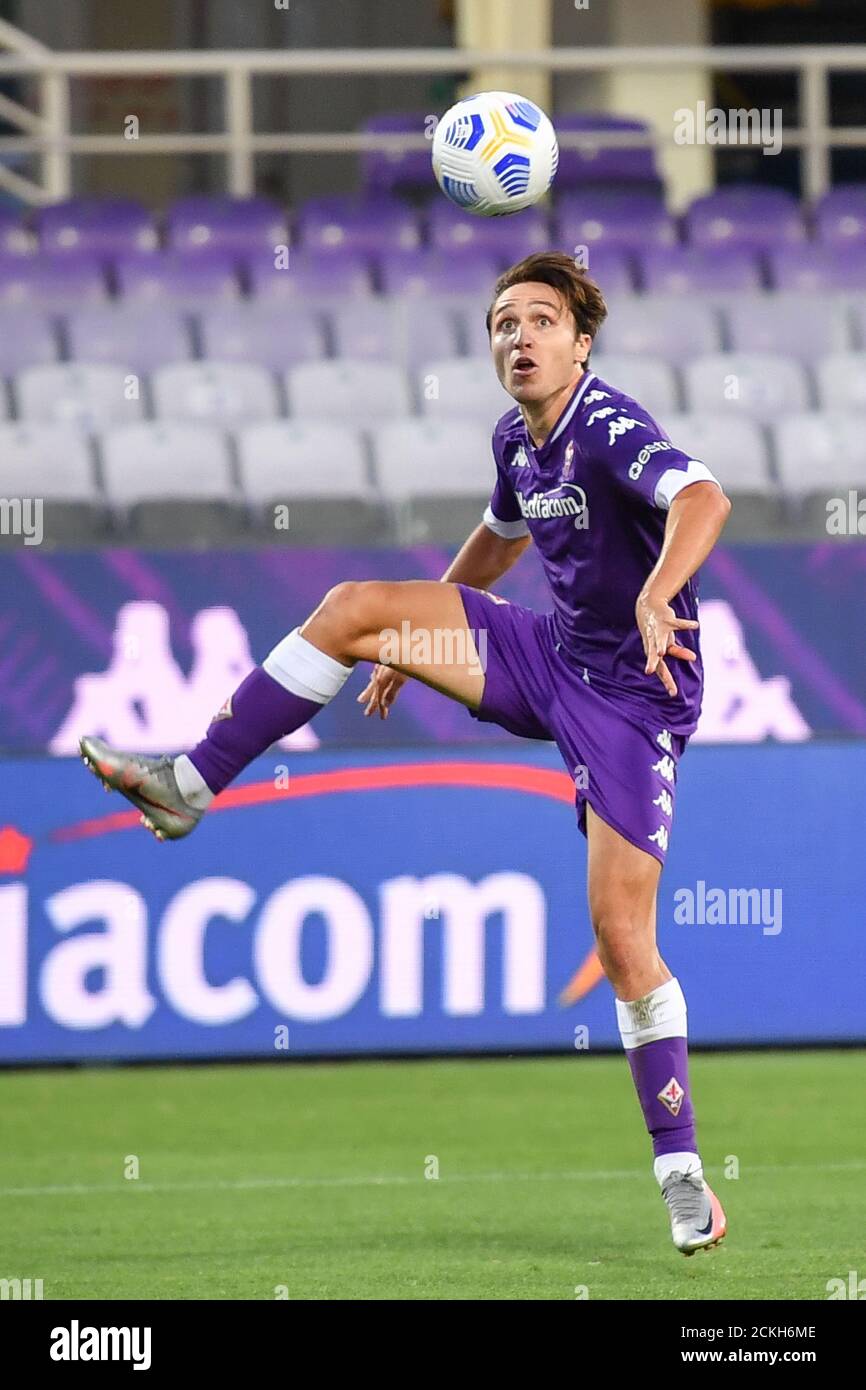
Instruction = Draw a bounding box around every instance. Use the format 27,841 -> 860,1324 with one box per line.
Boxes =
0,498 -> 43,545
826,492 -> 866,536
378,621 -> 488,676
673,880 -> 782,936
674,101 -> 783,157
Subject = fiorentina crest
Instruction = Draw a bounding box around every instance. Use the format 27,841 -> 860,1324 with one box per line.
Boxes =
657,1076 -> 685,1116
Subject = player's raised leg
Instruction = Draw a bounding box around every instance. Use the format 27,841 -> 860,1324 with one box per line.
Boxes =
80,580 -> 485,840
585,804 -> 727,1255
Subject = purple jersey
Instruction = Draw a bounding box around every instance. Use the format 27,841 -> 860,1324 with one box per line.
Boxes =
483,369 -> 723,735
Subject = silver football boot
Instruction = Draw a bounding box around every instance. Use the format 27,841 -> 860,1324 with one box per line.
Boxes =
79,735 -> 203,842
661,1170 -> 727,1256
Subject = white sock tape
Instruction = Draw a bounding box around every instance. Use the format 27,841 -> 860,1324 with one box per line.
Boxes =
616,977 -> 687,1051
263,627 -> 353,704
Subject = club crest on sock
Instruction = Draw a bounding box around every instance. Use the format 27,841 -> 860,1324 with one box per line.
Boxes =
211,694 -> 233,722
657,1076 -> 685,1116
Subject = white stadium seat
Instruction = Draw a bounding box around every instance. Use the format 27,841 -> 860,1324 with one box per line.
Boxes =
418,356 -> 514,423
663,413 -> 773,495
682,352 -> 811,421
772,412 -> 866,494
286,359 -> 411,428
595,295 -> 721,363
0,421 -> 104,540
591,355 -> 680,419
99,421 -> 241,542
151,361 -> 280,424
14,363 -> 144,428
372,417 -> 495,542
814,353 -> 866,412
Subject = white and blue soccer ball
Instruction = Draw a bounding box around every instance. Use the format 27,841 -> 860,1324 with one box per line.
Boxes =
432,90 -> 559,217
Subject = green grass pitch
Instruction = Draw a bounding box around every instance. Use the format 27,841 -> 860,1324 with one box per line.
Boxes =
2,1050 -> 863,1300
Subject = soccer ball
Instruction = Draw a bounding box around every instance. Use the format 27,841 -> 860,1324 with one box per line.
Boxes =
432,90 -> 558,217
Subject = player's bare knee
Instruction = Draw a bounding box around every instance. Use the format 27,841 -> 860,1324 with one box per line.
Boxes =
308,581 -> 380,651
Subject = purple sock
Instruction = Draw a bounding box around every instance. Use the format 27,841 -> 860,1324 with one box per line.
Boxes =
188,667 -> 323,795
626,1035 -> 698,1158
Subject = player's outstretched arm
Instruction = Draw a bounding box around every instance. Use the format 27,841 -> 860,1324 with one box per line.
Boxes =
357,523 -> 531,717
636,480 -> 732,698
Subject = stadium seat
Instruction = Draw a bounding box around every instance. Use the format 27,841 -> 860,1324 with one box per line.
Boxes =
849,299 -> 866,349
766,243 -> 866,292
815,353 -> 866,411
165,196 -> 288,254
723,294 -> 851,362
555,190 -> 676,251
427,201 -> 549,261
0,421 -> 106,543
682,352 -> 811,421
114,250 -> 240,304
298,197 -> 420,255
0,207 -> 34,255
361,112 -> 436,194
372,418 -> 494,543
0,253 -> 108,308
151,361 -> 280,425
813,184 -> 866,245
64,305 -> 192,374
772,412 -> 866,493
197,303 -> 326,371
237,420 -> 386,543
330,297 -> 458,366
35,197 -> 158,256
377,249 -> 499,298
637,245 -> 762,294
552,113 -> 662,190
418,357 -> 514,424
14,363 -> 145,428
594,295 -> 720,363
591,356 -> 680,417
100,421 -> 243,542
684,185 -> 806,251
0,309 -> 59,376
286,359 -> 412,427
244,248 -> 373,301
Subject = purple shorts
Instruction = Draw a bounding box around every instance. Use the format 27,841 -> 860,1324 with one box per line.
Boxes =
457,584 -> 688,866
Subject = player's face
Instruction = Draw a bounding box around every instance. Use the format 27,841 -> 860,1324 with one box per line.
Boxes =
489,281 -> 591,404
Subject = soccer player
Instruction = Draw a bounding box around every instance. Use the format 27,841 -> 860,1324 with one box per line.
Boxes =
81,251 -> 731,1256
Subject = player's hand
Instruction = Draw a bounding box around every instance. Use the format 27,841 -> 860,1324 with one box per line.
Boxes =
635,589 -> 699,698
356,664 -> 408,719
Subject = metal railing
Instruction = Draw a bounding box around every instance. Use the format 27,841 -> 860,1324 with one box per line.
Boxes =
1,24 -> 865,204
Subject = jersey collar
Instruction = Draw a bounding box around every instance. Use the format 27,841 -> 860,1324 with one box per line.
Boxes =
523,369 -> 596,458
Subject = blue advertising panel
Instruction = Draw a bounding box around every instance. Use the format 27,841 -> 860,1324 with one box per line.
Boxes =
0,742 -> 863,1063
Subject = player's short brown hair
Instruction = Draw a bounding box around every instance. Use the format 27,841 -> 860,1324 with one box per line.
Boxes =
486,251 -> 608,357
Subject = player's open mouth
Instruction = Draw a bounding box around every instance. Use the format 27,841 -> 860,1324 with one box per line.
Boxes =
512,356 -> 537,377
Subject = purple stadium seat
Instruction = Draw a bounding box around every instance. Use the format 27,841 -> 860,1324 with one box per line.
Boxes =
165,196 -> 288,254
766,243 -> 866,292
0,207 -> 35,255
35,197 -> 158,256
64,305 -> 192,373
555,191 -> 676,251
570,244 -> 635,297
244,248 -> 373,301
427,202 -> 549,261
361,112 -> 432,194
637,245 -> 762,294
723,294 -> 850,363
553,114 -> 661,190
114,250 -> 240,304
298,197 -> 420,255
378,248 -> 499,297
198,304 -> 327,371
813,185 -> 866,244
0,253 -> 107,308
684,185 -> 806,252
330,298 -> 457,366
0,309 -> 58,375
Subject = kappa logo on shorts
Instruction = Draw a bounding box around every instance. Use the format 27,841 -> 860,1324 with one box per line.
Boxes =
656,728 -> 673,752
657,1076 -> 685,1116
651,754 -> 676,784
653,789 -> 673,818
649,824 -> 670,852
